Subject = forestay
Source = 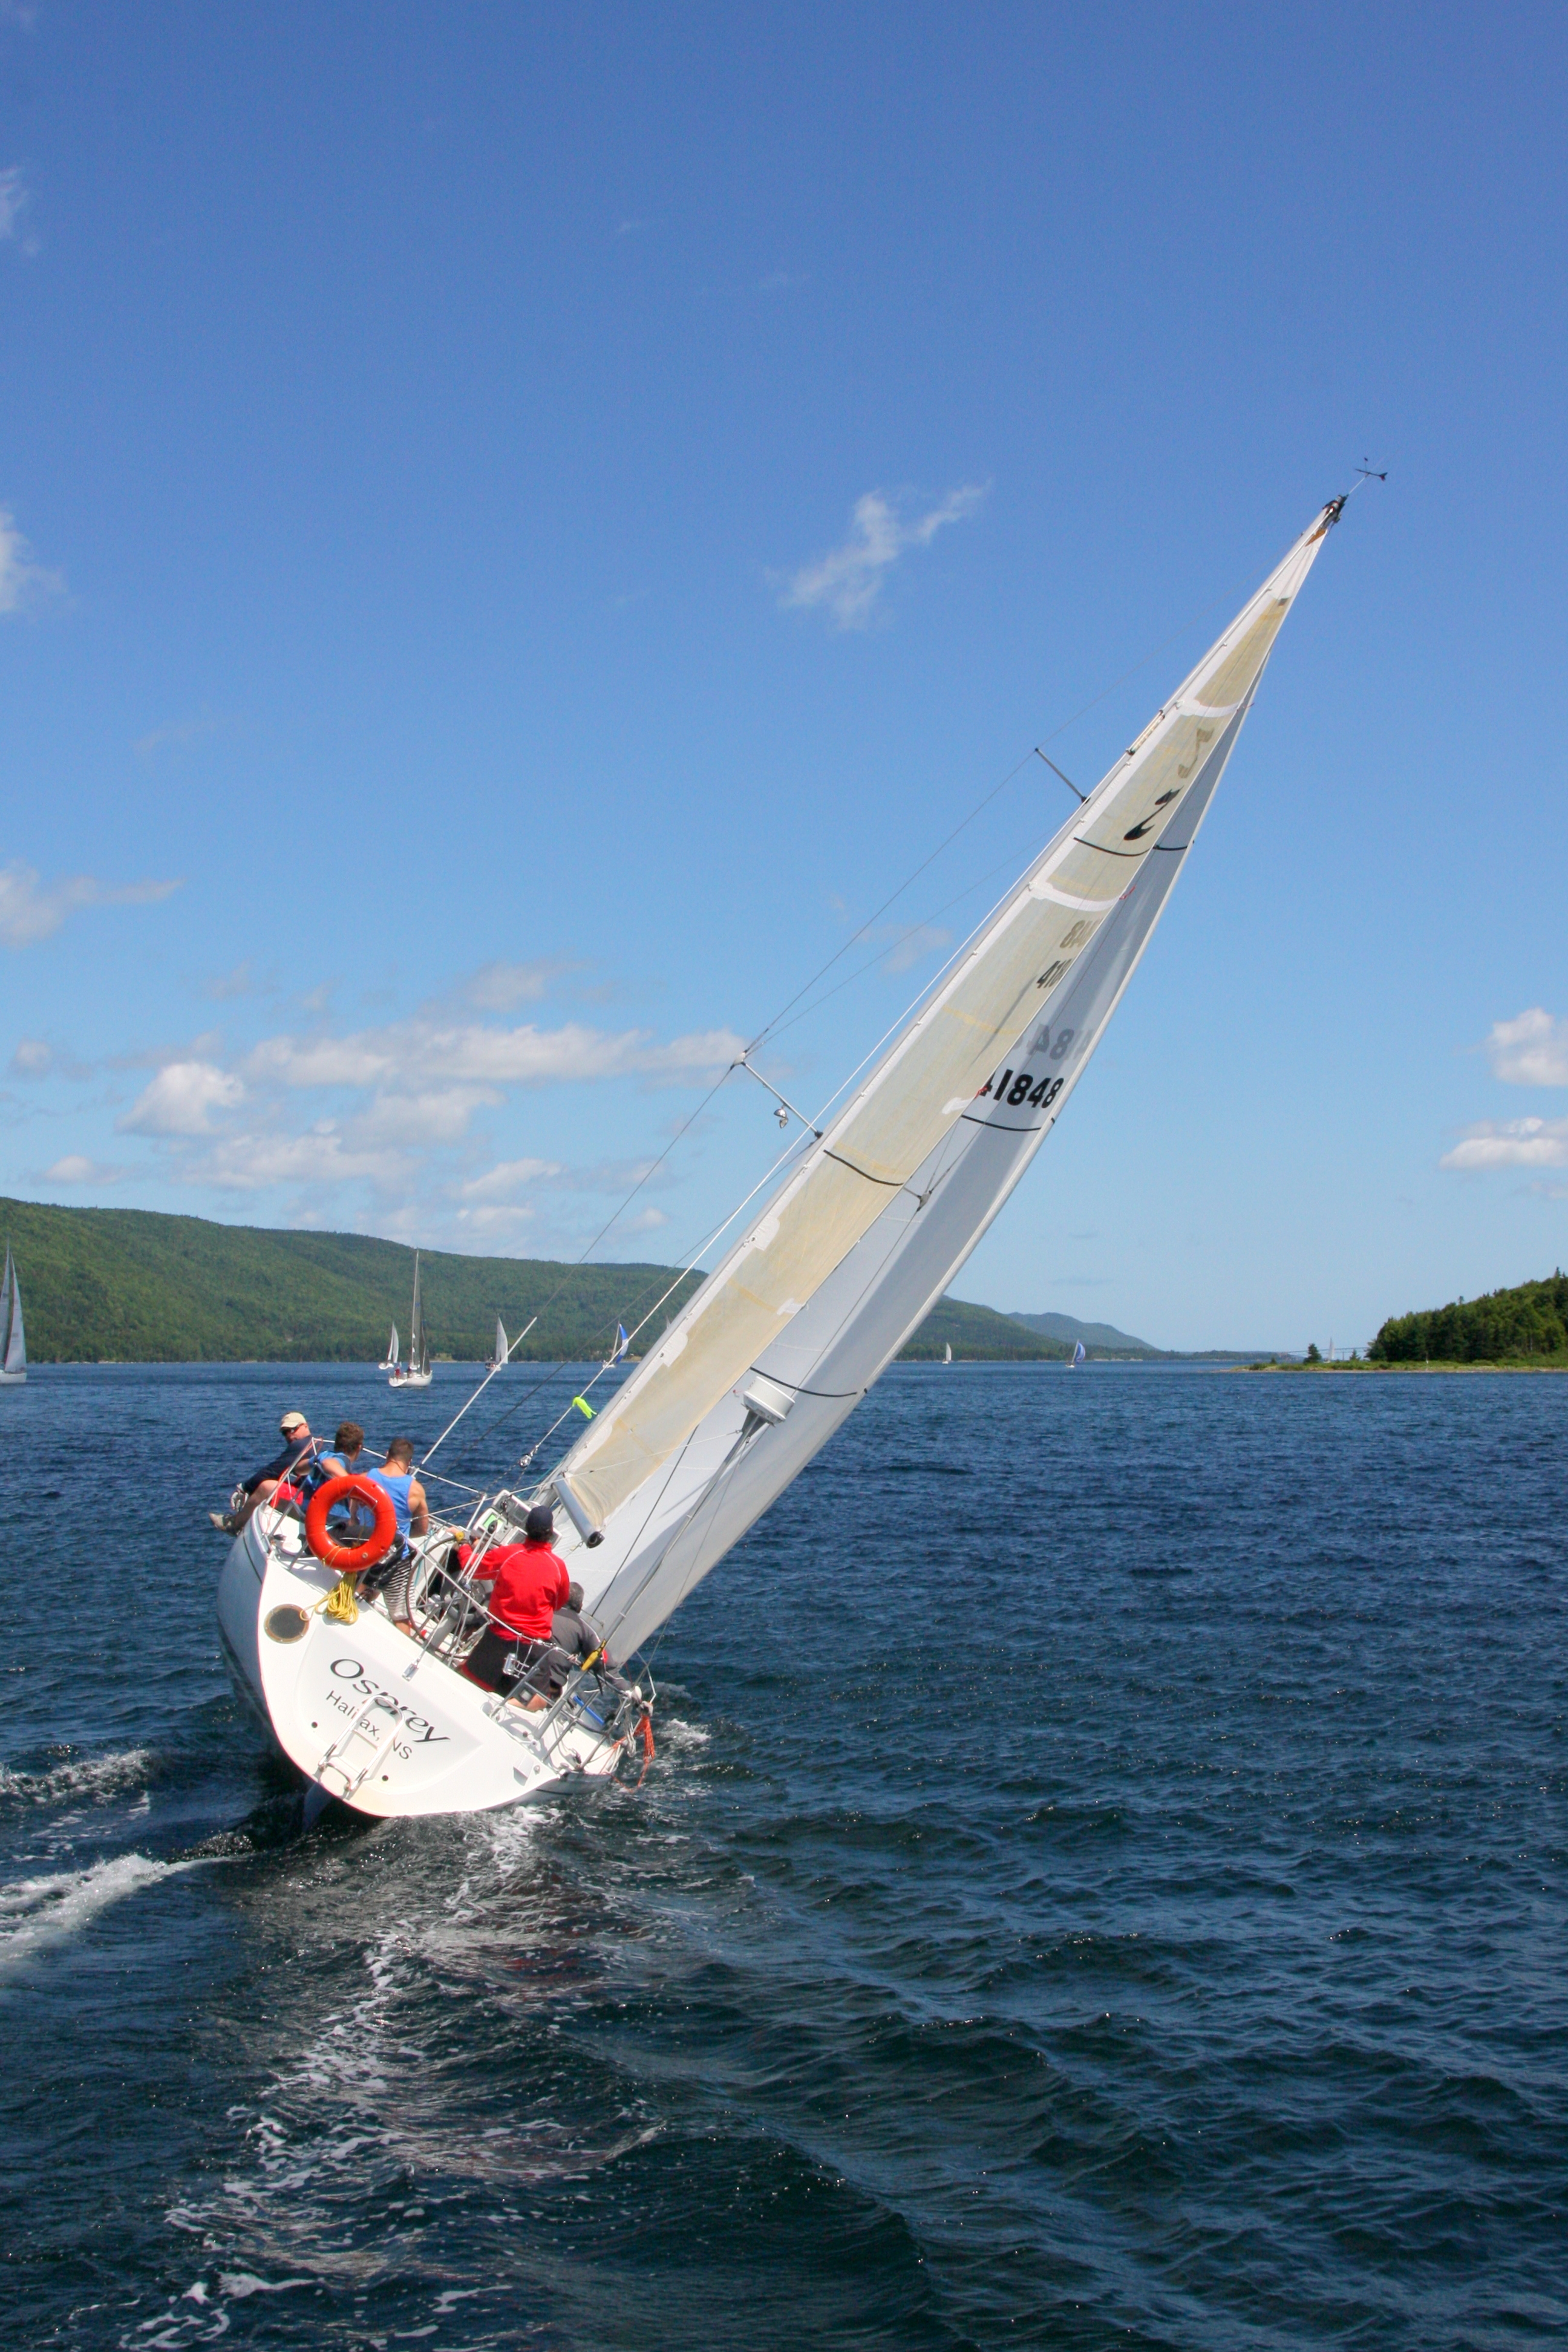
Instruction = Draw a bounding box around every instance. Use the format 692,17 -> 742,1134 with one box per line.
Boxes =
560,501 -> 1343,1655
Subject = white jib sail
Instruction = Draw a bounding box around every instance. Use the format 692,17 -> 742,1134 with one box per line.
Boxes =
558,501 -> 1343,1658
5,1258 -> 22,1374
388,1323 -> 399,1362
495,1317 -> 508,1364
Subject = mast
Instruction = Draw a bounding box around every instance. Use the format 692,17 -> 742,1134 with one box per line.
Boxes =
554,500 -> 1345,1656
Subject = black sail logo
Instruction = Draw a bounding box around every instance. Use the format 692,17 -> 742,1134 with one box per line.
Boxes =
1123,786 -> 1184,842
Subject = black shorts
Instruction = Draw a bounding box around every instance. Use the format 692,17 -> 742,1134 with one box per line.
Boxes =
463,1629 -> 548,1694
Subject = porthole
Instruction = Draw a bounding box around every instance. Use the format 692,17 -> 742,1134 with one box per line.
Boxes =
264,1604 -> 311,1644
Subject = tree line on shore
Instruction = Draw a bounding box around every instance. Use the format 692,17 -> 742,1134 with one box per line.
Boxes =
1366,1272 -> 1568,1364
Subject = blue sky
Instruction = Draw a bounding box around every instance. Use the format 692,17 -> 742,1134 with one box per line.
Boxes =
1,2 -> 1564,1350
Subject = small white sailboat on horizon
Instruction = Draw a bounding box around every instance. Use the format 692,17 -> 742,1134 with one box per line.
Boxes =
942,1342 -> 953,1365
487,1315 -> 509,1372
0,1243 -> 25,1387
388,1253 -> 433,1388
217,494 -> 1348,1819
377,1322 -> 399,1373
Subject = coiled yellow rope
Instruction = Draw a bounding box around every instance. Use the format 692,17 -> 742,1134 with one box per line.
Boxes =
319,1573 -> 359,1624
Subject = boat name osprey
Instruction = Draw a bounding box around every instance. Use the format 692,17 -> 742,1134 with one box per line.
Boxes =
326,1656 -> 451,1743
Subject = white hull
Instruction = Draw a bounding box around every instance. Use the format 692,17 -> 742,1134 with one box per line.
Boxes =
215,1508 -> 633,1818
0,1370 -> 23,1386
388,1368 -> 433,1388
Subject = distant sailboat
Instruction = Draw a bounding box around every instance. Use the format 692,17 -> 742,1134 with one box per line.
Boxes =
942,1342 -> 953,1365
389,1253 -> 433,1388
0,1243 -> 25,1387
1070,1342 -> 1086,1369
488,1316 -> 509,1373
378,1322 -> 399,1372
607,1324 -> 630,1367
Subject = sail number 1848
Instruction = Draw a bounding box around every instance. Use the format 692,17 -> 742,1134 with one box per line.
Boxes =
981,1067 -> 1063,1111
980,1027 -> 1074,1112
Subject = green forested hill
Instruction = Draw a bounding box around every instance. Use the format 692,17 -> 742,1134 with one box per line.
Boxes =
897,1297 -> 1068,1361
1367,1272 -> 1568,1364
0,1197 -> 703,1363
0,1198 -> 1071,1364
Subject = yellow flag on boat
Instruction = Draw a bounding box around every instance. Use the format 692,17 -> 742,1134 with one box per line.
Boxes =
572,1395 -> 595,1419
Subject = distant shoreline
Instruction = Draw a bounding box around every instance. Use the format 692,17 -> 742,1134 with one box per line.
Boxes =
1243,1358 -> 1568,1375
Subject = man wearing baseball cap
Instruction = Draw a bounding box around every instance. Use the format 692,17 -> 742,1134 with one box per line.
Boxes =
209,1408 -> 315,1535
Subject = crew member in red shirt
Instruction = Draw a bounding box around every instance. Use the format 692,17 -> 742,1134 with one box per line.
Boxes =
462,1503 -> 570,1706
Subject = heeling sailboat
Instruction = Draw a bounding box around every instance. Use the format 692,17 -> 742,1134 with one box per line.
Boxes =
0,1243 -> 25,1387
388,1252 -> 433,1388
488,1316 -> 509,1373
215,498 -> 1344,1818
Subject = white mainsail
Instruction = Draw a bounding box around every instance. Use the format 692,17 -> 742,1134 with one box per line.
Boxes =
545,502 -> 1342,1660
5,1260 -> 22,1376
0,1247 -> 21,1382
387,1323 -> 399,1364
411,1253 -> 426,1371
494,1316 -> 508,1367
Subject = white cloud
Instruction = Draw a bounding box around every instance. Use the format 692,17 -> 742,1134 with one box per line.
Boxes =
875,921 -> 953,975
0,507 -> 61,612
453,1201 -> 539,1232
119,1060 -> 245,1136
466,961 -> 567,1011
0,165 -> 37,256
458,1157 -> 567,1201
134,713 -> 220,760
202,962 -> 261,1001
0,861 -> 181,948
246,1018 -> 745,1091
10,1037 -> 50,1075
778,485 -> 987,629
1485,1007 -> 1568,1088
348,1086 -> 501,1146
45,1155 -> 128,1186
1440,1117 -> 1568,1171
178,1126 -> 399,1193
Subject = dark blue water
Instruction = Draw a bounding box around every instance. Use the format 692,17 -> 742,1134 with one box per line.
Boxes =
0,1362 -> 1563,2350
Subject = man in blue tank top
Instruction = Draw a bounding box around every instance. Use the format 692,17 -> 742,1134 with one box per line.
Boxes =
358,1437 -> 430,1628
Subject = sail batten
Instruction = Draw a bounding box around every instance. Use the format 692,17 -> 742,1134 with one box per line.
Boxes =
564,502 -> 1342,1616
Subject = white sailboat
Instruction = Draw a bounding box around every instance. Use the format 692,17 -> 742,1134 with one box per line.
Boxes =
217,497 -> 1346,1818
488,1316 -> 509,1372
388,1253 -> 433,1388
0,1243 -> 25,1387
942,1343 -> 953,1365
377,1322 -> 399,1373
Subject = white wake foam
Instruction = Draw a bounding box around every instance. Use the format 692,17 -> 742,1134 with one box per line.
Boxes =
0,1747 -> 152,1808
0,1851 -> 198,1974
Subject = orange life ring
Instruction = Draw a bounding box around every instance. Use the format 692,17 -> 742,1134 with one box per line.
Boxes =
304,1475 -> 399,1572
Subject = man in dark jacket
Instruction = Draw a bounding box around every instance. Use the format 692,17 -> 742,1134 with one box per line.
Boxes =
210,1410 -> 314,1534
